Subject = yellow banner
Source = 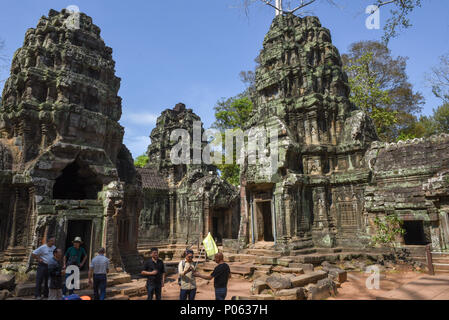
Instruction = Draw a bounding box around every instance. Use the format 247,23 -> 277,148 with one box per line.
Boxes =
202,232 -> 218,258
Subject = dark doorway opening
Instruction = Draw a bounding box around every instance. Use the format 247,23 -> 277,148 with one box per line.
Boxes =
65,220 -> 92,271
403,221 -> 427,245
212,217 -> 221,243
256,202 -> 274,242
53,161 -> 102,200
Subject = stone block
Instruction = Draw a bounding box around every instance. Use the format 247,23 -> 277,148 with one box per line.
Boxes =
289,263 -> 314,273
256,256 -> 278,265
327,268 -> 347,283
291,270 -> 328,288
249,294 -> 275,300
14,283 -> 35,297
275,287 -> 306,300
0,274 -> 15,291
278,258 -> 293,267
307,278 -> 337,300
266,275 -> 292,291
250,279 -> 269,295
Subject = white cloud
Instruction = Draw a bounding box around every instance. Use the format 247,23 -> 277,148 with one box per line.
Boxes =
123,135 -> 150,159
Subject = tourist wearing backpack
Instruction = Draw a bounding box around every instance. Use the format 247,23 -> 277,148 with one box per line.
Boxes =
178,249 -> 197,300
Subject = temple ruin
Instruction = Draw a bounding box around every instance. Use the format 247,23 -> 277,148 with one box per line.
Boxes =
0,9 -> 449,287
237,13 -> 449,255
0,9 -> 142,274
138,103 -> 240,252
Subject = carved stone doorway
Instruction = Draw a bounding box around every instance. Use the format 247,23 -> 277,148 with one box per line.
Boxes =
65,220 -> 92,271
255,201 -> 274,242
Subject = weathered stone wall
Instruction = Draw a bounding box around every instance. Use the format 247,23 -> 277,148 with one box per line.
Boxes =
365,135 -> 449,250
239,13 -> 449,253
240,13 -> 377,250
0,9 -> 141,272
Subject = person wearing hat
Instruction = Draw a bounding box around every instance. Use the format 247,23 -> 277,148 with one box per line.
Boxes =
63,236 -> 87,295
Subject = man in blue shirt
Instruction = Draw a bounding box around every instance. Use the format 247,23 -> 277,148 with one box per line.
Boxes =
88,247 -> 110,300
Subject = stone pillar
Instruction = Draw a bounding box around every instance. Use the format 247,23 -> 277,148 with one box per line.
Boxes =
8,187 -> 20,248
168,191 -> 176,243
238,183 -> 249,247
311,186 -> 335,248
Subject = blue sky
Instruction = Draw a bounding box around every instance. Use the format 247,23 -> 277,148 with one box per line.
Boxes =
0,0 -> 448,158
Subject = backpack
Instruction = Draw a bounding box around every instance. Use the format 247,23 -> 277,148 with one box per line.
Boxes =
178,260 -> 186,286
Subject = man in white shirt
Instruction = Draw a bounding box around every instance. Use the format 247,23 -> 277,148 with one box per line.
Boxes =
88,247 -> 110,300
178,249 -> 197,300
31,236 -> 56,299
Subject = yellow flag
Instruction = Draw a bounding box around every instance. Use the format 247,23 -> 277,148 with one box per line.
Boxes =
202,232 -> 218,258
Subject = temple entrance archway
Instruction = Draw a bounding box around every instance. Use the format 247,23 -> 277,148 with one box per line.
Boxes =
403,220 -> 427,245
65,220 -> 92,271
255,201 -> 274,242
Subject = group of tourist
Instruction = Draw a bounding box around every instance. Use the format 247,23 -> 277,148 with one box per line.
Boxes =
32,237 -> 230,300
142,247 -> 231,300
32,236 -> 110,300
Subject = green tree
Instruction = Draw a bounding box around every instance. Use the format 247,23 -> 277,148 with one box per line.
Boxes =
134,154 -> 149,168
213,95 -> 254,186
344,51 -> 397,141
342,41 -> 424,141
432,103 -> 449,134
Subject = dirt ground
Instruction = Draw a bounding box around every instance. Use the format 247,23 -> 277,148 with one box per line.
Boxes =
132,274 -> 253,300
329,269 -> 425,300
131,267 -> 427,300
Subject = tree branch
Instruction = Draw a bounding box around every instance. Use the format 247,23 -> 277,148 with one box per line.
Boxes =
289,0 -> 318,14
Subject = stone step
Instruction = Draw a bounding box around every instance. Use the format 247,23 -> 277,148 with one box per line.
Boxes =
289,248 -> 317,256
199,262 -> 255,276
243,249 -> 282,257
430,257 -> 449,264
433,263 -> 449,272
409,256 -> 427,263
432,252 -> 449,259
14,273 -> 132,297
227,254 -> 258,263
271,266 -> 304,274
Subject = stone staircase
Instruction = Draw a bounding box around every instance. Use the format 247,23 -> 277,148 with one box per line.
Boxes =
12,272 -> 147,300
431,252 -> 449,273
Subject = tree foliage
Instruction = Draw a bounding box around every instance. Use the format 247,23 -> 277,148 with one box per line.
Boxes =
374,0 -> 422,44
371,214 -> 405,248
213,95 -> 254,186
134,154 -> 149,168
344,51 -> 397,141
342,41 -> 424,141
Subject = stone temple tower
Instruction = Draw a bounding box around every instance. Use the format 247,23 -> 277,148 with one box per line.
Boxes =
0,9 -> 142,273
240,14 -> 378,250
